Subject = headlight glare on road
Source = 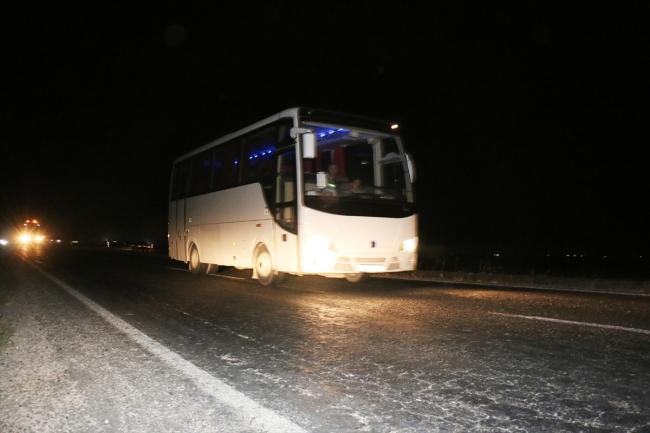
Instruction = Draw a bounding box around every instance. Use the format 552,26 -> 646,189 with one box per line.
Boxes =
402,237 -> 418,253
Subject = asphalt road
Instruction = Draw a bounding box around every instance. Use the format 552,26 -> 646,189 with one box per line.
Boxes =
2,247 -> 649,432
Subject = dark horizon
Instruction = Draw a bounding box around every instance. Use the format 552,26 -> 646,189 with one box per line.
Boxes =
1,3 -> 649,260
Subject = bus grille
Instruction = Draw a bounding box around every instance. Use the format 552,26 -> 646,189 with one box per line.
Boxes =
355,257 -> 386,263
335,256 -> 401,272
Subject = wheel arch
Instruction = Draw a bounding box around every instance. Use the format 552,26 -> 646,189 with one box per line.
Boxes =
186,236 -> 200,262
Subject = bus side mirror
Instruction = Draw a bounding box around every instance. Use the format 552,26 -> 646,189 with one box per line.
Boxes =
406,152 -> 415,183
302,132 -> 316,159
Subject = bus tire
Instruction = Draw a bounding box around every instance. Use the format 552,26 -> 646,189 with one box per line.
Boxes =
188,245 -> 207,274
253,245 -> 275,286
345,273 -> 365,283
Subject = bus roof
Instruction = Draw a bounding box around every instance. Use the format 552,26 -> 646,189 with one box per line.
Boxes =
173,107 -> 299,164
172,107 -> 398,164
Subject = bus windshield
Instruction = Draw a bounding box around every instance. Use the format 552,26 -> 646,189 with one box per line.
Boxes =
302,123 -> 415,218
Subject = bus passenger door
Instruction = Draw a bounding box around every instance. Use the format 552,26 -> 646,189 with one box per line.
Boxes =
273,149 -> 299,272
170,160 -> 190,262
175,198 -> 187,261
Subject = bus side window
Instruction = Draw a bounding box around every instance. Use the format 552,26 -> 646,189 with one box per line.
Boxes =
242,119 -> 292,185
211,149 -> 225,190
243,126 -> 276,184
172,159 -> 190,200
211,139 -> 242,190
189,150 -> 212,196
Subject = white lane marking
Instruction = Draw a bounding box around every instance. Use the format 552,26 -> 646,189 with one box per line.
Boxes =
376,274 -> 650,298
490,312 -> 650,335
33,265 -> 307,433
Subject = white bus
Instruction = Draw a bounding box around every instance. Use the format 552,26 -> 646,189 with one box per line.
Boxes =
168,107 -> 417,285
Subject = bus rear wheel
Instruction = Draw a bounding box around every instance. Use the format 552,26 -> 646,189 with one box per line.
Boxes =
345,273 -> 365,283
188,245 -> 207,274
254,245 -> 276,286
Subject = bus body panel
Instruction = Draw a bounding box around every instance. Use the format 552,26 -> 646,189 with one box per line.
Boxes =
185,183 -> 273,268
274,227 -> 300,273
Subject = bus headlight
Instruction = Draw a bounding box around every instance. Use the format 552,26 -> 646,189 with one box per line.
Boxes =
302,234 -> 337,271
19,233 -> 32,244
35,235 -> 45,243
306,234 -> 336,252
402,237 -> 418,253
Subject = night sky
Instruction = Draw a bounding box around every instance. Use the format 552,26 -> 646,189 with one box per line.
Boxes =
2,3 -> 648,258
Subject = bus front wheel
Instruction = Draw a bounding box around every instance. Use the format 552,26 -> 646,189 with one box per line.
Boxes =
188,245 -> 207,274
254,245 -> 276,286
345,273 -> 365,283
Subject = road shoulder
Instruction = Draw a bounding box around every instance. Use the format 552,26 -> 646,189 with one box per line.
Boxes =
0,262 -> 254,433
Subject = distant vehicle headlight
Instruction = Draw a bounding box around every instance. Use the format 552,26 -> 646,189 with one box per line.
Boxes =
402,237 -> 418,253
0,239 -> 8,246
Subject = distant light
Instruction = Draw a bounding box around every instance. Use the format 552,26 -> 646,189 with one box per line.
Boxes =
56,239 -> 62,243
493,253 -> 500,257
71,240 -> 79,244
32,219 -> 38,224
0,239 -> 8,246
390,124 -> 399,130
602,255 -> 607,259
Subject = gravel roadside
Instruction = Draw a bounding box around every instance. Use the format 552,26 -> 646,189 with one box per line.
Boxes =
0,259 -> 255,433
376,270 -> 650,297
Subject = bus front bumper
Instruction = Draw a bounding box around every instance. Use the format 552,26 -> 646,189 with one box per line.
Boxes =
301,249 -> 417,275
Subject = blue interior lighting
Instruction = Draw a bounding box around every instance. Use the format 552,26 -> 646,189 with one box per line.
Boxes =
313,126 -> 349,139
